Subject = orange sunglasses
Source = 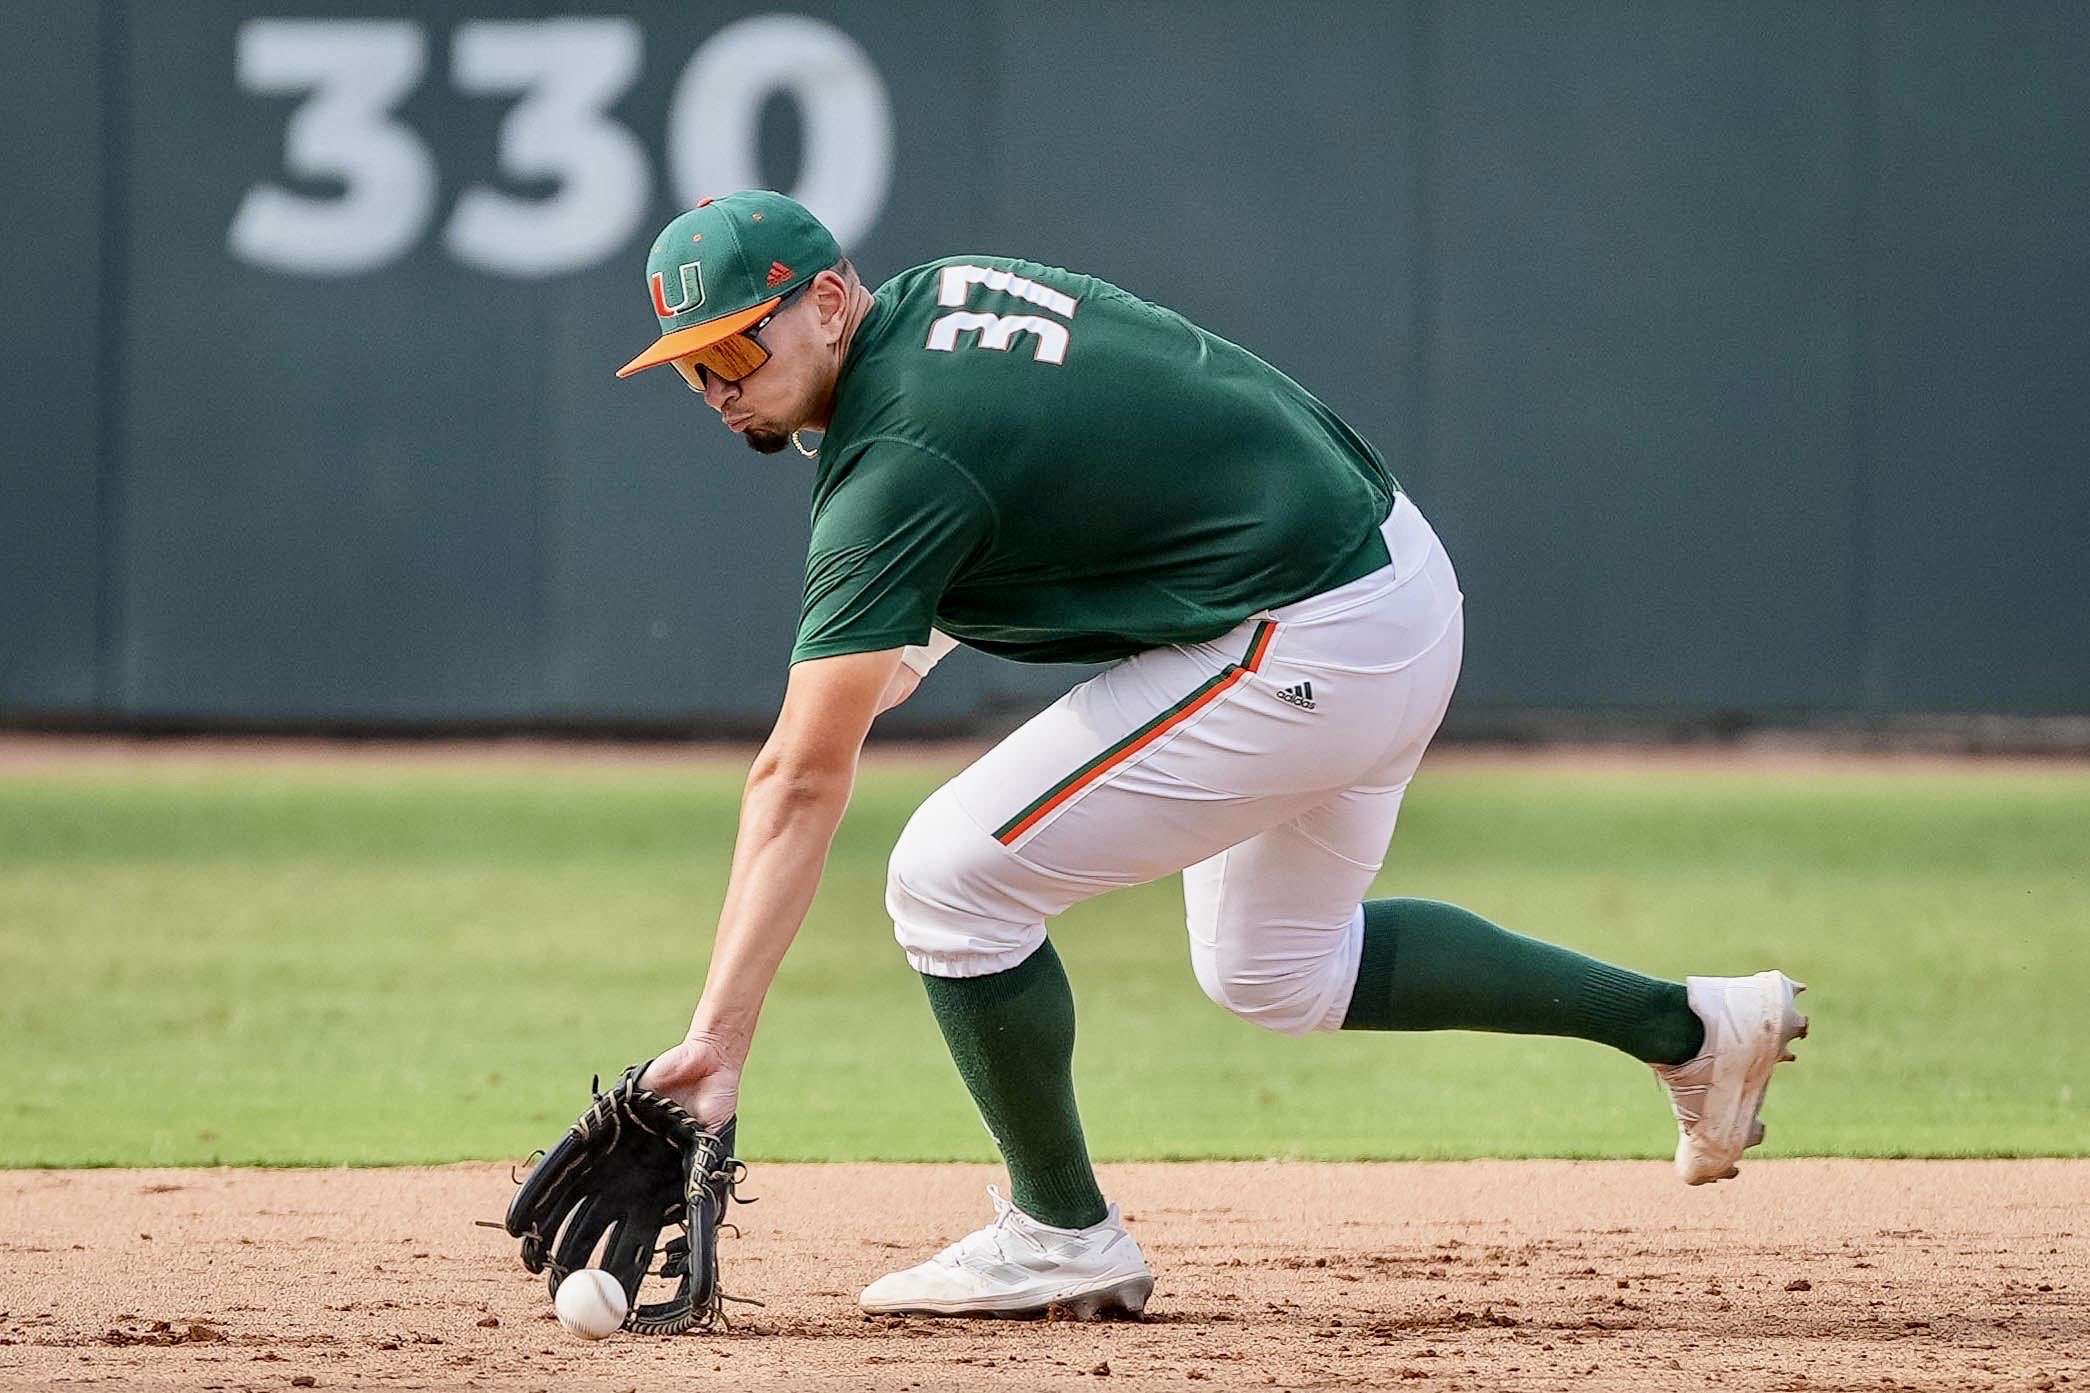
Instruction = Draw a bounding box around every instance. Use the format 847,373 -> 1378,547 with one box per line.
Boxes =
671,281 -> 811,392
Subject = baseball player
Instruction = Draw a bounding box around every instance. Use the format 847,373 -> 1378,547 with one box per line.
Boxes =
621,192 -> 1808,1319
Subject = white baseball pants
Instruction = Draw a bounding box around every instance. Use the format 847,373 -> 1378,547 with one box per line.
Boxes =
886,493 -> 1464,1037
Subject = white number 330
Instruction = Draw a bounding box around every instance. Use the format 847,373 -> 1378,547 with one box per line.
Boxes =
227,15 -> 892,280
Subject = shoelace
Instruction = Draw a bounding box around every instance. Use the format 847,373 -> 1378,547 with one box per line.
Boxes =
937,1187 -> 1062,1269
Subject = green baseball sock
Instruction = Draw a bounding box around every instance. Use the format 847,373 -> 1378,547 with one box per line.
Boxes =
919,938 -> 1109,1230
1341,898 -> 1703,1065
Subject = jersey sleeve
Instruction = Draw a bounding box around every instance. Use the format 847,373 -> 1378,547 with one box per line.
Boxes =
792,441 -> 995,663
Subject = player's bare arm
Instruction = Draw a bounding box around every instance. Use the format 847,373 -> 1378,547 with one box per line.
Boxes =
641,645 -> 904,1124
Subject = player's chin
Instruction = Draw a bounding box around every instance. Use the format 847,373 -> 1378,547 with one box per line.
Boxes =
743,428 -> 791,455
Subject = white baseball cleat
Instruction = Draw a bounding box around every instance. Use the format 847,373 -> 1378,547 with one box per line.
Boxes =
858,1187 -> 1155,1319
1653,971 -> 1809,1185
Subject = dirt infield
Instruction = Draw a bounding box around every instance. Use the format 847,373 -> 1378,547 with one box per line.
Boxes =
3,1162 -> 2082,1392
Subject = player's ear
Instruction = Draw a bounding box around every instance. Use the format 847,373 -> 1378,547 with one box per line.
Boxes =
810,269 -> 850,342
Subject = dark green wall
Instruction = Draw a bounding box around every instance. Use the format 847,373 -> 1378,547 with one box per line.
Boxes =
3,2 -> 2085,727
1,1 -> 106,712
1866,3 -> 2090,713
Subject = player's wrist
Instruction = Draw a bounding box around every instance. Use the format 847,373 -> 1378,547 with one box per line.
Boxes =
680,1022 -> 752,1070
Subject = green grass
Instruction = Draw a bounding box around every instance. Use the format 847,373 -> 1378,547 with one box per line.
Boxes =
1,757 -> 2084,1166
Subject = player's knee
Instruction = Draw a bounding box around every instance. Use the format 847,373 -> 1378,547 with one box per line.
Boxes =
1188,911 -> 1362,1038
886,786 -> 1047,978
1193,960 -> 1330,1037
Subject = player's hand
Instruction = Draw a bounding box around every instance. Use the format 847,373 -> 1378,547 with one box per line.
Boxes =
639,1034 -> 742,1129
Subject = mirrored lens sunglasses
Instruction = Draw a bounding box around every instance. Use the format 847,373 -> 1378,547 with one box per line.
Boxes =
671,281 -> 811,392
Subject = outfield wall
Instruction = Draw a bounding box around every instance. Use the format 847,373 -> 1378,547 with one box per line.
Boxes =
4,2 -> 2087,730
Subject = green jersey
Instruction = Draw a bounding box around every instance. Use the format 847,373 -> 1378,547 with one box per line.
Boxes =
792,256 -> 1398,666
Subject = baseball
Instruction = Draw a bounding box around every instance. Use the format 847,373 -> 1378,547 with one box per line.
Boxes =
553,1268 -> 628,1340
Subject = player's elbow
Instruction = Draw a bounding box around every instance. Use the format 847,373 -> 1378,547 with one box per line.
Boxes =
745,747 -> 854,810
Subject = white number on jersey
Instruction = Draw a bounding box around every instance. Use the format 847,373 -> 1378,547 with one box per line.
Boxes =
925,311 -> 1071,365
925,265 -> 1079,365
936,265 -> 1077,317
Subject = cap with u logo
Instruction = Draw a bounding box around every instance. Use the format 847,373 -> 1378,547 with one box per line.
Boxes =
616,190 -> 842,378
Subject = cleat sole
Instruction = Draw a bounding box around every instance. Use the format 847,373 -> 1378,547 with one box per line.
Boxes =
1044,1275 -> 1154,1321
869,1273 -> 1154,1322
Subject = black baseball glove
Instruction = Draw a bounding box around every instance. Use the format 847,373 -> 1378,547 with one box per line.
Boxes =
503,1063 -> 748,1335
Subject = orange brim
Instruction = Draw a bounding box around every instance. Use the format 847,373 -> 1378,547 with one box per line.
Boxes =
615,296 -> 782,378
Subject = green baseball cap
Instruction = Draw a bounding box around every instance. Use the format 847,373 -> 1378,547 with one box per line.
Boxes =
616,190 -> 843,378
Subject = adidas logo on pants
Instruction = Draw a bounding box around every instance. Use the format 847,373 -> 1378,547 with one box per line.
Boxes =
1276,681 -> 1315,710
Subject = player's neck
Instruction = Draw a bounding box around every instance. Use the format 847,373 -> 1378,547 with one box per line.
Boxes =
808,284 -> 878,431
